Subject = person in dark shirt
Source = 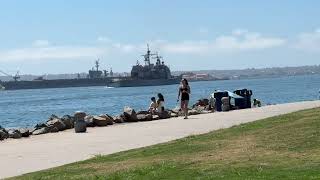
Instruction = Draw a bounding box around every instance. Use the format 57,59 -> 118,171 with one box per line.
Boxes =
177,78 -> 191,119
157,93 -> 165,113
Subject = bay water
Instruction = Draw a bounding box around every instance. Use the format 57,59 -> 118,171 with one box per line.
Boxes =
1,74 -> 319,128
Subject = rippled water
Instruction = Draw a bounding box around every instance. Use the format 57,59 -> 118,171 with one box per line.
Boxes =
1,74 -> 320,128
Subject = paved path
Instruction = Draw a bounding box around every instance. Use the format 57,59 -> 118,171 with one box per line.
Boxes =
1,100 -> 320,179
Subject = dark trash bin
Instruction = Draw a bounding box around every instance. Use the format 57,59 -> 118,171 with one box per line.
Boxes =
214,91 -> 229,112
234,89 -> 253,109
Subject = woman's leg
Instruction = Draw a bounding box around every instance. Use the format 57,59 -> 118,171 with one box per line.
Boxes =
180,100 -> 184,111
184,100 -> 189,118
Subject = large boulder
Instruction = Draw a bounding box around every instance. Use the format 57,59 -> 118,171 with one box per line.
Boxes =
188,109 -> 201,116
61,115 -> 74,129
46,118 -> 66,131
99,114 -> 114,125
34,123 -> 48,129
49,114 -> 60,121
19,128 -> 30,137
170,108 -> 184,116
152,115 -> 160,120
158,110 -> 171,119
137,114 -> 152,121
8,129 -> 22,139
74,120 -> 86,133
74,111 -> 86,121
113,115 -> 125,123
123,107 -> 138,122
32,127 -> 50,135
84,115 -> 95,127
0,127 -> 8,140
92,116 -> 108,126
92,115 -> 113,126
192,98 -> 210,108
136,111 -> 150,115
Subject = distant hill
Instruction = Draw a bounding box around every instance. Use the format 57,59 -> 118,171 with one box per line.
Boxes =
1,65 -> 320,81
172,65 -> 320,80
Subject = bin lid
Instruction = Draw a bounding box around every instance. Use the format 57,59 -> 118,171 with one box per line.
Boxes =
227,91 -> 245,99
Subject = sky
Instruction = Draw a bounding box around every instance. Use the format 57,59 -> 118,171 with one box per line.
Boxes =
0,0 -> 319,75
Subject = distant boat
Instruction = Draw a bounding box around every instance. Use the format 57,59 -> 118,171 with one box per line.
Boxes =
109,44 -> 181,87
0,45 -> 180,90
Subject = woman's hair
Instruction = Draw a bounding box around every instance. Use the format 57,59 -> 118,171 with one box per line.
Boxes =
182,78 -> 189,86
157,93 -> 164,101
151,97 -> 156,101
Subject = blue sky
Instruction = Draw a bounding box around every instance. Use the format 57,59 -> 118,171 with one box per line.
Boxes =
0,0 -> 319,75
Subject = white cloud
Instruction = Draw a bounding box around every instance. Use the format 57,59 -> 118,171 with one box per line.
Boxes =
198,27 -> 209,34
0,46 -> 107,62
0,31 -> 288,62
294,28 -> 320,52
32,40 -> 50,47
231,29 -> 249,36
97,36 -> 112,43
155,30 -> 286,54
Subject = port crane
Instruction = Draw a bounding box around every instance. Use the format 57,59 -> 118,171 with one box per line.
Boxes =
0,70 -> 20,81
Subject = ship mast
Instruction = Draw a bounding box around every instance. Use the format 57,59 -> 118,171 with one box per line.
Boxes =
95,59 -> 100,71
142,44 -> 156,66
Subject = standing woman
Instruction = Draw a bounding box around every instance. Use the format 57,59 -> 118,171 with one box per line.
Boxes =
178,79 -> 191,119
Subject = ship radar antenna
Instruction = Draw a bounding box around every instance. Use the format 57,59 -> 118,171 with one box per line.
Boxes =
141,44 -> 156,66
95,59 -> 100,71
13,71 -> 20,81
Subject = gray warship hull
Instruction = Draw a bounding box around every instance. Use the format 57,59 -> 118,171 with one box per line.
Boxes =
0,78 -> 113,90
110,78 -> 181,87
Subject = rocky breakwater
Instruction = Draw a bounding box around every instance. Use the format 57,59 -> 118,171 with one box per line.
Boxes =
0,102 -> 214,141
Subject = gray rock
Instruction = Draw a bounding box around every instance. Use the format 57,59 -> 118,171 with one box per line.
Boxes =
0,128 -> 8,140
8,129 -> 22,139
74,111 -> 86,121
61,115 -> 74,129
49,114 -> 60,121
19,128 -> 30,137
152,115 -> 160,120
113,115 -> 125,123
92,115 -> 113,126
50,127 -> 59,133
84,115 -> 95,127
98,114 -> 114,125
34,123 -> 48,129
158,110 -> 171,119
170,108 -> 184,116
188,109 -> 201,116
28,127 -> 37,134
123,107 -> 138,122
32,127 -> 49,135
137,114 -> 152,121
136,111 -> 150,115
171,112 -> 179,117
46,118 -> 66,131
74,120 -> 86,133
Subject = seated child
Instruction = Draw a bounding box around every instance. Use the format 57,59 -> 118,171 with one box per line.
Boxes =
149,97 -> 157,114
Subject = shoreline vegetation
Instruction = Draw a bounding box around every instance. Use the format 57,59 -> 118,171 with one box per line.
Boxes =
9,107 -> 320,179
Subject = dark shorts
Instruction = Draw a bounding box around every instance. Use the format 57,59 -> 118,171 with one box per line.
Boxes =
181,93 -> 189,101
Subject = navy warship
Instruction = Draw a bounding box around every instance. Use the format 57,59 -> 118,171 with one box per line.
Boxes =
109,45 -> 181,87
0,60 -> 113,90
0,45 -> 181,90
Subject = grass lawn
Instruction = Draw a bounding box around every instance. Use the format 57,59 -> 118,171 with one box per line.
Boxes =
10,108 -> 320,180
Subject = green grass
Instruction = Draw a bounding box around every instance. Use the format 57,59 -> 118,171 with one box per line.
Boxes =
10,108 -> 320,180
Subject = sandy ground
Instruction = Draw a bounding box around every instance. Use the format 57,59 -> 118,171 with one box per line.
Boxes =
0,100 -> 319,179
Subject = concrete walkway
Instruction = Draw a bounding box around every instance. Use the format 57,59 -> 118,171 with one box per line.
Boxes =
1,100 -> 320,178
